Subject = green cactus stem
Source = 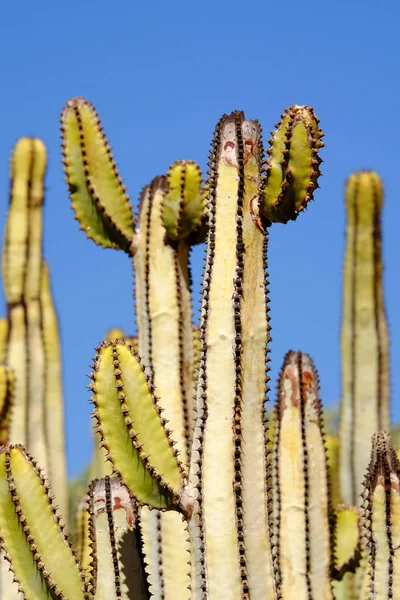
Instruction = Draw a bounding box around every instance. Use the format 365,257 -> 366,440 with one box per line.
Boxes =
0,445 -> 86,599
61,97 -> 134,252
332,506 -> 361,600
339,171 -> 390,506
361,432 -> 400,599
273,351 -> 333,600
188,112 -> 277,599
162,160 -> 204,241
257,105 -> 323,226
87,476 -> 148,599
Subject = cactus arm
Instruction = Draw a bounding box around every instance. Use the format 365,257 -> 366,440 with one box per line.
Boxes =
90,340 -> 183,508
0,366 -> 14,446
274,351 -> 333,600
162,161 -> 204,241
361,432 -> 400,599
0,445 -> 86,599
339,171 -> 390,506
61,98 -> 134,252
40,261 -> 68,519
258,106 -> 323,225
88,477 -> 149,600
188,112 -> 277,599
0,452 -> 56,600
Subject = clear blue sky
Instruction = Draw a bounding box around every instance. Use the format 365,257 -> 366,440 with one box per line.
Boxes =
1,0 -> 399,477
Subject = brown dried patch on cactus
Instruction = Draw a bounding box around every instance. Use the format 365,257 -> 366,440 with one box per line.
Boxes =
88,476 -> 148,599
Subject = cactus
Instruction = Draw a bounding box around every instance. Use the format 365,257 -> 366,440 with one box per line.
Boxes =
339,171 -> 390,508
0,99 -> 397,600
1,138 -> 68,515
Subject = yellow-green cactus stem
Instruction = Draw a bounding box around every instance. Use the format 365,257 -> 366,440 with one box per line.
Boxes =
258,105 -> 323,226
332,506 -> 361,600
273,351 -> 333,600
0,445 -> 86,599
163,160 -> 204,241
5,305 -> 27,446
325,434 -> 340,509
339,171 -> 390,506
0,365 -> 14,446
187,112 -> 277,599
40,261 -> 68,519
0,319 -> 8,364
361,432 -> 400,599
2,137 -> 46,304
87,477 -> 148,600
2,138 -> 48,465
89,340 -> 183,508
61,97 -> 134,252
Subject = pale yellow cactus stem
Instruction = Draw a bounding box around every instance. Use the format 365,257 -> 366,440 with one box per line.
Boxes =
274,351 -> 333,600
2,139 -> 48,472
340,171 -> 390,506
134,178 -> 193,600
188,112 -> 277,600
40,261 -> 68,519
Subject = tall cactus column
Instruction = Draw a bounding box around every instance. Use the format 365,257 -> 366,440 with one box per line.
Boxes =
186,105 -> 324,600
189,112 -> 276,599
1,139 -> 68,519
339,171 -> 390,506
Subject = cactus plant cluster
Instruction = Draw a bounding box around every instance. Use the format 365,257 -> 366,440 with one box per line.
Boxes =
0,97 -> 396,599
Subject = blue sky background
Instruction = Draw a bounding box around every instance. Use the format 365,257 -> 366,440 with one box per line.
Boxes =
1,0 -> 399,477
